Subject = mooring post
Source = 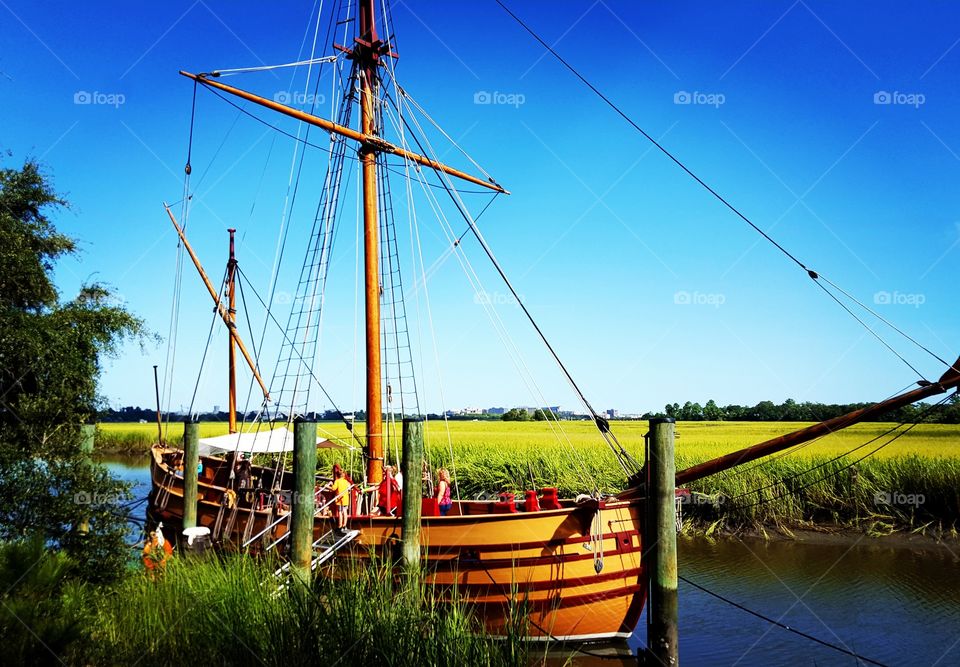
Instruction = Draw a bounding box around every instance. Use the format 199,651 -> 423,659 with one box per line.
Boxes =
646,417 -> 679,666
182,418 -> 200,531
80,423 -> 96,457
400,417 -> 423,572
77,424 -> 96,534
291,418 -> 317,584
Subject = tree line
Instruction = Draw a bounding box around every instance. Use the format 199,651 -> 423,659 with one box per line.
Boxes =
104,396 -> 960,425
650,397 -> 960,424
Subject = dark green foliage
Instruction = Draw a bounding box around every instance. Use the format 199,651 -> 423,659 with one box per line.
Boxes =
0,157 -> 74,311
501,408 -> 530,421
0,537 -> 92,664
0,156 -> 150,582
650,395 -> 960,423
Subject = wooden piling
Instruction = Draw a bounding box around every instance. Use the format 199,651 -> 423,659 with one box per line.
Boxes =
400,417 -> 423,572
152,365 -> 164,445
182,419 -> 199,530
291,418 -> 317,584
80,423 -> 95,456
646,417 -> 679,666
77,424 -> 96,534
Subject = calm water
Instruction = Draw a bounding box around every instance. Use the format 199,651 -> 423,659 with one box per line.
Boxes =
650,536 -> 960,666
97,453 -> 152,539
103,457 -> 960,666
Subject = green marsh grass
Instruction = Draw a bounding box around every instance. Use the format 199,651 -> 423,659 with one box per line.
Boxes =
86,556 -> 529,667
97,420 -> 960,531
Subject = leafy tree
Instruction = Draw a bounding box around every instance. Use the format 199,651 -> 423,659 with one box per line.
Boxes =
750,400 -> 780,421
0,157 -> 149,583
703,399 -> 723,421
502,408 -> 531,422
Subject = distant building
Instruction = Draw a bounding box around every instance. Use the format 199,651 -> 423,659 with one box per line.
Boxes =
606,409 -> 619,419
486,407 -> 506,415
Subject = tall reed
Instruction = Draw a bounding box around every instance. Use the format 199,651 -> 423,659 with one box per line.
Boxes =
85,556 -> 530,667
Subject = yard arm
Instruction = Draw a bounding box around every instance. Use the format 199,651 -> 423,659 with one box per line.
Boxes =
618,355 -> 960,498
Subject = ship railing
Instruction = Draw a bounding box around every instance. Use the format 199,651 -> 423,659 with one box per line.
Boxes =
247,484 -> 355,552
241,488 -> 321,549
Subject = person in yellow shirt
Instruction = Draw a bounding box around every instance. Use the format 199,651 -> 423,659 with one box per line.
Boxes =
330,463 -> 351,534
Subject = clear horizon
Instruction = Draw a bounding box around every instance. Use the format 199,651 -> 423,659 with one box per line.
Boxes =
3,1 -> 958,416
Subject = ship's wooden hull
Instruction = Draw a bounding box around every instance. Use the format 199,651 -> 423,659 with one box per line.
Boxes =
147,446 -> 646,641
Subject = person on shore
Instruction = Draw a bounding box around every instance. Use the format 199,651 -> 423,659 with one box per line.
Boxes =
330,464 -> 350,533
436,467 -> 452,516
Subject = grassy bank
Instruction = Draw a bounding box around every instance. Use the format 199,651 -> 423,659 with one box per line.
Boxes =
2,542 -> 530,667
98,420 -> 960,533
96,419 -> 960,460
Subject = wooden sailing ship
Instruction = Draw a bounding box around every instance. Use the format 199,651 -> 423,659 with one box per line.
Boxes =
148,0 -> 960,641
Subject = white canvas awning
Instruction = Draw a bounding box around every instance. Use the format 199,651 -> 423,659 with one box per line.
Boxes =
198,427 -> 344,456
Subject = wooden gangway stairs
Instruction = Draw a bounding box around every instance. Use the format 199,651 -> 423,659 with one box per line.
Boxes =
309,529 -> 360,570
273,529 -> 360,578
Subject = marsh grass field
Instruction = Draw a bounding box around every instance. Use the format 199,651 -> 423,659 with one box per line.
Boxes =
3,539 -> 529,667
99,420 -> 960,534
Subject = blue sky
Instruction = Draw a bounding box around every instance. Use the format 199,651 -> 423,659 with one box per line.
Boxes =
2,0 -> 959,416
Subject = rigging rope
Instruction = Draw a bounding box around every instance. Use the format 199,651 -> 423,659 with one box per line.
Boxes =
238,4 -> 337,435
237,267 -> 365,450
384,92 -> 596,486
494,0 -> 944,381
389,88 -> 640,477
187,267 -> 230,418
679,575 -> 889,667
817,273 -> 957,372
212,55 -> 339,76
722,395 -> 951,512
706,381 -> 918,489
811,278 -> 925,379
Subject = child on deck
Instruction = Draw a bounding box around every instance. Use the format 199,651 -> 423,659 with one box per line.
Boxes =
330,464 -> 350,534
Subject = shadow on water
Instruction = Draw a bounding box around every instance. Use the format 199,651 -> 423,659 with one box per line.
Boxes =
102,458 -> 960,666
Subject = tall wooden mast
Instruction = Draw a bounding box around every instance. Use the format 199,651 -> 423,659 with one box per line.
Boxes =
358,0 -> 383,484
227,228 -> 238,434
177,2 -> 506,479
